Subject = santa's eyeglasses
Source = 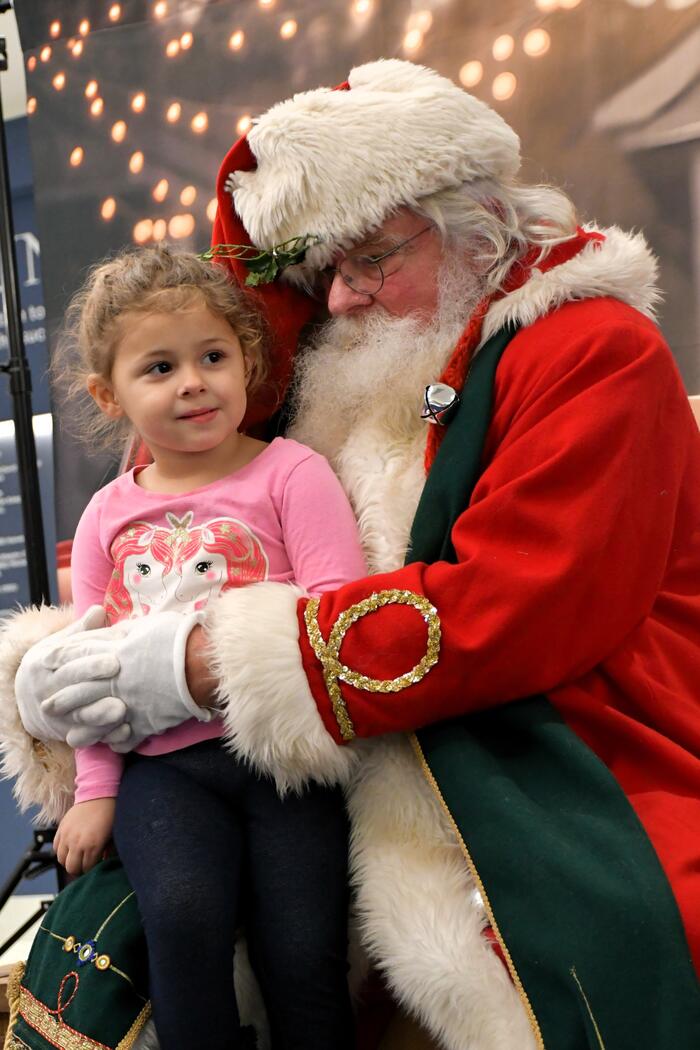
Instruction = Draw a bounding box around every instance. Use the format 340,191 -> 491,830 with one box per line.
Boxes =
312,224 -> 435,299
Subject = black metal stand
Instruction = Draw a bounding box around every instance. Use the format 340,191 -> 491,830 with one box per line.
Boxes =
0,4 -> 63,958
0,9 -> 51,606
0,829 -> 67,957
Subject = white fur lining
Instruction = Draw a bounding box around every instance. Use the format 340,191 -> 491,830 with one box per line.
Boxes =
348,737 -> 537,1049
0,605 -> 77,824
205,581 -> 358,794
481,224 -> 660,346
230,59 -> 520,276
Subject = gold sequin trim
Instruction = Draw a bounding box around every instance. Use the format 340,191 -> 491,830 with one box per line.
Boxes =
17,987 -> 112,1050
304,590 -> 441,741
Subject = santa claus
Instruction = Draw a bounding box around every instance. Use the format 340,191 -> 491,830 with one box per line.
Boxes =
2,60 -> 700,1049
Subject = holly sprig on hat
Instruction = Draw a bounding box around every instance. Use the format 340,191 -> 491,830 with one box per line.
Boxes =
201,235 -> 321,286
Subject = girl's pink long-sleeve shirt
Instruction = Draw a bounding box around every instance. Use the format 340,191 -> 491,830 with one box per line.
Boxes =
71,438 -> 367,802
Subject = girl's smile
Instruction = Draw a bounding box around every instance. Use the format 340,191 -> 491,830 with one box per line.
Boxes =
87,298 -> 262,489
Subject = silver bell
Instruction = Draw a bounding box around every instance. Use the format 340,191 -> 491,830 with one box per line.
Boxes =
421,383 -> 461,426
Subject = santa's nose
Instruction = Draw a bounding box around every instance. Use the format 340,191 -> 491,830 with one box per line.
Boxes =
326,271 -> 373,317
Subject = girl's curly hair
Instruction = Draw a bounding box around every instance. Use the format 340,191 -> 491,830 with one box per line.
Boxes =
52,244 -> 270,455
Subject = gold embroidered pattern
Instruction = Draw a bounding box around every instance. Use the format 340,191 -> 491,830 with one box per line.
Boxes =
38,891 -> 143,996
304,590 -> 441,741
17,986 -> 112,1050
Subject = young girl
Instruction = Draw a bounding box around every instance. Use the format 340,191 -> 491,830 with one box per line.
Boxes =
51,245 -> 367,1050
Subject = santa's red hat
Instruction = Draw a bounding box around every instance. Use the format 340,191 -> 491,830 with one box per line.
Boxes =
213,59 -> 521,426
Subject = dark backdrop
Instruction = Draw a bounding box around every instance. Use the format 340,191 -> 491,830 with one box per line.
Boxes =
14,0 -> 700,542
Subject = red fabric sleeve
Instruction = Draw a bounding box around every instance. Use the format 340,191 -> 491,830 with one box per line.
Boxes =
297,300 -> 698,743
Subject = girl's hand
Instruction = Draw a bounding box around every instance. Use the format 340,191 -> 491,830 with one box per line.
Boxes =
54,798 -> 116,876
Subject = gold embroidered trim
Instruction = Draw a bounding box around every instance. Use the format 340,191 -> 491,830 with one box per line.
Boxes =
39,894 -> 144,997
115,1002 -> 152,1050
4,960 -> 25,1049
570,967 -> 607,1049
17,987 -> 111,1050
408,732 -> 545,1049
304,590 -> 441,741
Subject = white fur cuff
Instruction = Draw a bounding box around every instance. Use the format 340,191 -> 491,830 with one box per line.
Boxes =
205,582 -> 358,794
0,605 -> 77,824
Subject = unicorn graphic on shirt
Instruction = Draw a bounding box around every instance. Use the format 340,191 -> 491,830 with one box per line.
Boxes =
104,511 -> 269,621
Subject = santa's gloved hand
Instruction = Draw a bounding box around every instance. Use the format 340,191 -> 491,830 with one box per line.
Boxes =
15,605 -> 130,746
39,609 -> 212,751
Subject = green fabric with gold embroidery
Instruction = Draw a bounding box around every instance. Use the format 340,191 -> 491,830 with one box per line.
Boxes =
409,326 -> 700,1048
7,857 -> 150,1050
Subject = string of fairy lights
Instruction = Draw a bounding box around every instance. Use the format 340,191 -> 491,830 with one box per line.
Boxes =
22,0 -> 698,246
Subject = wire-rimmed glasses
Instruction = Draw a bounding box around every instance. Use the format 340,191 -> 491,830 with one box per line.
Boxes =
312,224 -> 435,299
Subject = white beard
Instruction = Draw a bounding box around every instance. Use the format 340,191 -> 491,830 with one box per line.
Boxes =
288,262 -> 482,572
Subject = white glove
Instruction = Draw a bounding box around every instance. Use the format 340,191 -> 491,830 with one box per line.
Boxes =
40,608 -> 212,750
15,606 -> 129,746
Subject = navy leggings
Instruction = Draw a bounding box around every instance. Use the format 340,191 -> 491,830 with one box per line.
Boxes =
113,739 -> 354,1050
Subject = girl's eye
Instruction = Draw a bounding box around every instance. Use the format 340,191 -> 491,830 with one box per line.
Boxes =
204,350 -> 224,364
136,562 -> 151,576
195,560 -> 212,574
147,361 -> 171,375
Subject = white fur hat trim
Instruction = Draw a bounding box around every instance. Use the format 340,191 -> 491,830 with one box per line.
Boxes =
227,59 -> 520,277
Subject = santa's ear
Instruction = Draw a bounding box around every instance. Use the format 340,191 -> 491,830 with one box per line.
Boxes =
87,373 -> 124,419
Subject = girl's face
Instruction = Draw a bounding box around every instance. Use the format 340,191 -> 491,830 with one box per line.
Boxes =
89,301 -> 249,465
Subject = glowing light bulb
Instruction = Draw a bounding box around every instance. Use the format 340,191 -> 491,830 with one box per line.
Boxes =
129,151 -> 145,173
71,40 -> 83,57
152,219 -> 167,241
27,97 -> 37,115
153,179 -> 169,202
403,28 -> 423,51
523,28 -> 551,55
52,72 -> 66,90
101,197 -> 116,220
90,97 -> 104,116
78,19 -> 90,36
27,56 -> 37,72
407,10 -> 433,31
258,0 -> 275,7
492,34 -> 514,61
229,30 -> 245,50
50,21 -> 61,38
492,72 -> 517,101
180,31 -> 193,49
206,198 -> 218,223
535,0 -> 559,10
131,92 -> 147,113
133,220 -> 153,244
154,0 -> 168,16
166,102 -> 181,123
85,79 -> 98,97
180,185 -> 197,206
191,111 -> 208,133
236,114 -> 252,135
353,0 -> 372,12
280,19 -> 297,38
111,120 -> 127,143
459,60 -> 483,88
69,147 -> 84,167
166,39 -> 180,57
169,214 -> 196,239
109,4 -> 122,21
40,46 -> 52,62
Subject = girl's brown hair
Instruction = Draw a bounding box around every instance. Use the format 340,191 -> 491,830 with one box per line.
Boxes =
52,244 -> 269,454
